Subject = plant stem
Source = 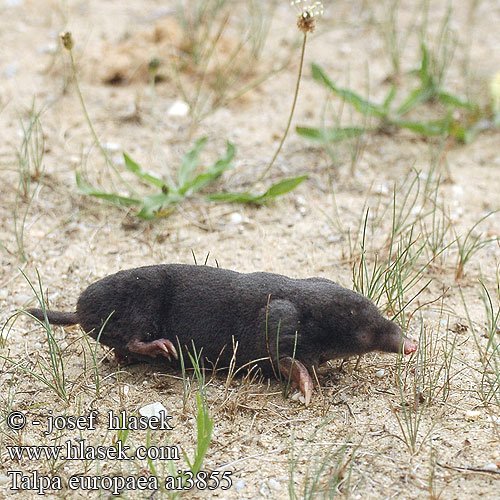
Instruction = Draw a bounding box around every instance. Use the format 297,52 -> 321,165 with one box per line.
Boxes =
255,33 -> 307,185
67,49 -> 136,193
68,51 -> 110,166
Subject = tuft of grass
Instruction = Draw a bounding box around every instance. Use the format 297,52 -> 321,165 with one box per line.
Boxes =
453,211 -> 498,281
173,0 -> 279,123
78,313 -> 113,398
162,341 -> 214,497
350,169 -> 445,328
463,279 -> 500,414
1,270 -> 68,403
13,101 -> 45,262
288,422 -> 356,499
391,321 -> 433,456
391,308 -> 459,455
375,0 -> 419,77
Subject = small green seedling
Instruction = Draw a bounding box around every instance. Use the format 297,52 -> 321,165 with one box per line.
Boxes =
77,138 -> 307,219
298,43 -> 484,146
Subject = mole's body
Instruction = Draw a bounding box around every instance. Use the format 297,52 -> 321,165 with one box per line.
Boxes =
27,264 -> 417,405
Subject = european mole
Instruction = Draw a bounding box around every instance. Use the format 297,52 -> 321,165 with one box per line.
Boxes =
27,264 -> 417,405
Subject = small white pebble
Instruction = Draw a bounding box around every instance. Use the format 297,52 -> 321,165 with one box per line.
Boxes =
483,463 -> 499,472
0,475 -> 9,485
375,369 -> 385,378
4,0 -> 24,8
259,482 -> 270,496
112,154 -> 125,167
37,42 -> 57,54
230,213 -> 243,224
168,100 -> 190,117
234,480 -> 246,492
465,410 -> 481,421
139,402 -> 168,419
452,185 -> 464,198
34,342 -> 42,349
327,234 -> 342,243
268,478 -> 281,490
15,294 -> 32,304
291,392 -> 302,401
102,142 -> 121,153
374,184 -> 389,196
122,385 -> 129,397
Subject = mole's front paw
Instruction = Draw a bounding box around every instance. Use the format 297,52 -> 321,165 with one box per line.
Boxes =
279,357 -> 314,406
128,338 -> 179,361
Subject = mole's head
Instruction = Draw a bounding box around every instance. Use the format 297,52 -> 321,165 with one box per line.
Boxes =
317,285 -> 418,359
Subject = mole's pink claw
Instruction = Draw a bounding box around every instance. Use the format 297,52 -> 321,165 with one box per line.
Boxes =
279,357 -> 314,406
128,338 -> 178,361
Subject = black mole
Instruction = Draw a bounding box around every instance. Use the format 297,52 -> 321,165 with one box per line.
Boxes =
27,264 -> 418,405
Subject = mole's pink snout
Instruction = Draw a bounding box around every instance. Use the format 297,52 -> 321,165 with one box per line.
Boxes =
403,338 -> 418,355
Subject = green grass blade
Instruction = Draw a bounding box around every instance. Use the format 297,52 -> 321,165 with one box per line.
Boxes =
206,191 -> 260,203
190,393 -> 213,474
395,86 -> 435,117
296,126 -> 366,143
311,63 -> 386,118
261,174 -> 308,198
383,84 -> 397,112
207,175 -> 307,204
179,140 -> 236,195
123,153 -> 167,188
436,90 -> 476,110
418,42 -> 432,87
75,172 -> 140,206
177,137 -> 208,188
391,118 -> 450,136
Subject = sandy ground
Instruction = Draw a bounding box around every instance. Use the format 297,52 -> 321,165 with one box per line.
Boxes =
1,0 -> 500,498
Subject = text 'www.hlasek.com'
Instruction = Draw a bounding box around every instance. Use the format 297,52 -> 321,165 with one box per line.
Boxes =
5,409 -> 232,495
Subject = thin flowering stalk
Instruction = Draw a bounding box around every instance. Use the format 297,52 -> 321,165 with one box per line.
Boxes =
491,70 -> 500,125
255,1 -> 323,184
59,31 -> 136,192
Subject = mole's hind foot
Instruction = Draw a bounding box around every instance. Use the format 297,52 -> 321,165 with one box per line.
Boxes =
128,338 -> 178,361
279,357 -> 314,407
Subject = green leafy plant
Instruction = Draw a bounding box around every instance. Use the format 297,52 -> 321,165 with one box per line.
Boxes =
298,43 -> 483,146
77,137 -> 307,219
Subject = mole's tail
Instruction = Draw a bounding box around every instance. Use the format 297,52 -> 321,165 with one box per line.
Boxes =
26,308 -> 78,326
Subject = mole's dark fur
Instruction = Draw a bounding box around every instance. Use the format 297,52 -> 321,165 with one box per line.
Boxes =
27,264 -> 417,404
